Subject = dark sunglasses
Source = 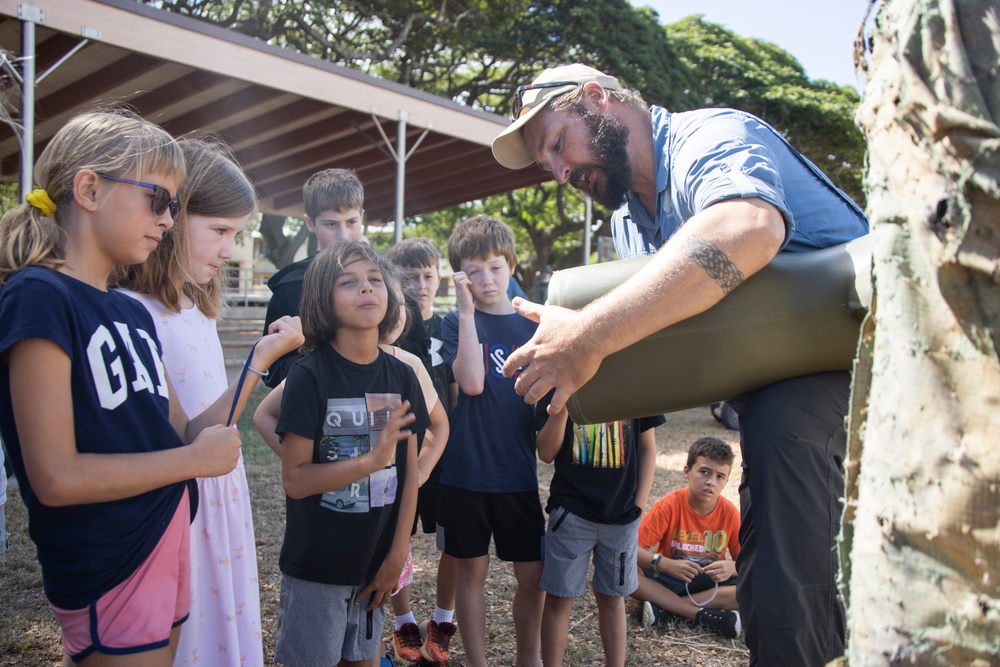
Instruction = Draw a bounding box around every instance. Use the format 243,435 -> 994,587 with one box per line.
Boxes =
97,173 -> 181,219
511,80 -> 582,120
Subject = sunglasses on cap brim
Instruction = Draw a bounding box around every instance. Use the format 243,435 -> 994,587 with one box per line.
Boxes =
511,80 -> 582,120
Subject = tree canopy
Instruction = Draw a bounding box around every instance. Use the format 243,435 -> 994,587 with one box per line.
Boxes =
664,15 -> 864,205
154,1 -> 865,285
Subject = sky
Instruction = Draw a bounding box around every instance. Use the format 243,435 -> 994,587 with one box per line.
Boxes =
634,0 -> 871,89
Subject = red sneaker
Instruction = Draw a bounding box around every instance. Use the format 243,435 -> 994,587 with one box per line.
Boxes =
393,622 -> 424,663
419,619 -> 457,665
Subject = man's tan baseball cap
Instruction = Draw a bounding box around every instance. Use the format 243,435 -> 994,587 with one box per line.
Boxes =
491,64 -> 620,170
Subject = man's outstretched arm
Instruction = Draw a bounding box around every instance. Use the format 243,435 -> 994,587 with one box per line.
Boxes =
503,197 -> 785,413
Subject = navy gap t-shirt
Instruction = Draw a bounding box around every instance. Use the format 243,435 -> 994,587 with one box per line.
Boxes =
0,266 -> 188,609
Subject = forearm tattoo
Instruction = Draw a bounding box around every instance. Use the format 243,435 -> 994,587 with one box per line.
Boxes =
685,236 -> 745,294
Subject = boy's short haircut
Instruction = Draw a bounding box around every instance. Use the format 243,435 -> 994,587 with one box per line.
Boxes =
447,215 -> 517,271
686,436 -> 735,469
303,168 -> 364,220
386,238 -> 442,271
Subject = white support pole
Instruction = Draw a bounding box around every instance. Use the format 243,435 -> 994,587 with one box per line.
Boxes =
370,110 -> 431,246
583,195 -> 593,264
20,18 -> 35,201
36,39 -> 88,84
13,4 -> 91,201
394,111 -> 408,244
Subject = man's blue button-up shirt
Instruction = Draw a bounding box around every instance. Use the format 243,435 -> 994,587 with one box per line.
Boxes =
611,106 -> 868,259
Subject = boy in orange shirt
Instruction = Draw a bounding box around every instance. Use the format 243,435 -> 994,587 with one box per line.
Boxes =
631,437 -> 741,639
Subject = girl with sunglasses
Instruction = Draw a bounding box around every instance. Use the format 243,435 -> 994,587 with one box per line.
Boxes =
0,109 -> 299,667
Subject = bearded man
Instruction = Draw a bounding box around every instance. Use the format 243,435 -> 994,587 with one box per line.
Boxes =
492,64 -> 868,667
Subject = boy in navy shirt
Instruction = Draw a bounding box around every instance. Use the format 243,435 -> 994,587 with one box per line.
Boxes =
437,216 -> 545,667
384,238 -> 458,665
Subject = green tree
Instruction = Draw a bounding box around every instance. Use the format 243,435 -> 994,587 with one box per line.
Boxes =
257,213 -> 313,269
155,1 -> 697,112
152,2 -> 865,271
663,15 -> 866,206
155,0 -> 696,270
388,184 -> 592,294
0,182 -> 19,216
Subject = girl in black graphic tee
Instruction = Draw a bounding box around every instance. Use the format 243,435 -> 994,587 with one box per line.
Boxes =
273,240 -> 429,666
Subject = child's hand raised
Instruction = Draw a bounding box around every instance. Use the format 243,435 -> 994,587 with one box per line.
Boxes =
368,400 -> 415,471
189,424 -> 242,478
452,271 -> 475,315
253,315 -> 304,368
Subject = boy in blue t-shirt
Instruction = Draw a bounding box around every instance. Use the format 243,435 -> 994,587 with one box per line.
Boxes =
536,403 -> 663,667
437,215 -> 545,667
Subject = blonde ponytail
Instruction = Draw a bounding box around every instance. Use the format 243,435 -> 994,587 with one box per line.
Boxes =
0,107 -> 183,288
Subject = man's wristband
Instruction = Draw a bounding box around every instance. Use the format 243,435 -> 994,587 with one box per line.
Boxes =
650,553 -> 662,572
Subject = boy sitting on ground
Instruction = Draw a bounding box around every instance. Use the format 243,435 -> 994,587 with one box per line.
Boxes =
631,437 -> 742,639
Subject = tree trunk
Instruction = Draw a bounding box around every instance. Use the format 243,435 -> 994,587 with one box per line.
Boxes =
259,213 -> 309,270
841,0 -> 1000,664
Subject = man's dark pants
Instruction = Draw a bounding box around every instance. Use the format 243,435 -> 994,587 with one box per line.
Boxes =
728,370 -> 850,666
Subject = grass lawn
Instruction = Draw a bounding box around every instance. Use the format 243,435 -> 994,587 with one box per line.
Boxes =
1,386 -> 748,666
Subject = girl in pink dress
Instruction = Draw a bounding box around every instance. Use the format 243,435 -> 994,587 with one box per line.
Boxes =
117,138 -> 297,667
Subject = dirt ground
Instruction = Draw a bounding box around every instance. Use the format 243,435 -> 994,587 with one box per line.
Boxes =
0,389 -> 748,666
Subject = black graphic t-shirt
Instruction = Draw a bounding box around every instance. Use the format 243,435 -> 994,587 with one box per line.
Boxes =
277,344 -> 429,585
546,411 -> 666,525
422,314 -> 453,414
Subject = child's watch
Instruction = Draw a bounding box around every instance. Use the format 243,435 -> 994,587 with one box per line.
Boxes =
650,553 -> 662,572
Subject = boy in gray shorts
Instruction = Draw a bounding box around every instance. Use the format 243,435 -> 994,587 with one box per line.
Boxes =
535,401 -> 664,667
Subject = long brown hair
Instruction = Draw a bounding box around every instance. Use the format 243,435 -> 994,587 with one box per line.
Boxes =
299,240 -> 400,353
380,258 -> 415,344
114,137 -> 256,318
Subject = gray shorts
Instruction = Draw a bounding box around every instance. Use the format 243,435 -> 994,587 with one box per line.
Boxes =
275,574 -> 384,666
539,507 -> 640,598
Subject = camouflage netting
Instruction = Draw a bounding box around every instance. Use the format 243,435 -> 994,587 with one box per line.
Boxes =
841,0 -> 1000,664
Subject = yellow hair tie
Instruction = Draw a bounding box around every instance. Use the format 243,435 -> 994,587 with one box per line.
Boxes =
26,189 -> 57,217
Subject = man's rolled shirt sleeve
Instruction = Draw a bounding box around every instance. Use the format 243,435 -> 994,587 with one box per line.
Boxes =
669,111 -> 796,250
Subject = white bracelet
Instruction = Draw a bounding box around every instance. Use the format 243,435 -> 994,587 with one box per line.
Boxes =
246,365 -> 269,377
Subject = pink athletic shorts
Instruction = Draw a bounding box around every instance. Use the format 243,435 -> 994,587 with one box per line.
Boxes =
50,488 -> 191,661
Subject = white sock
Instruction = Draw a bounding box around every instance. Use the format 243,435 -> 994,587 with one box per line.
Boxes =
395,612 -> 416,630
432,606 -> 455,625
